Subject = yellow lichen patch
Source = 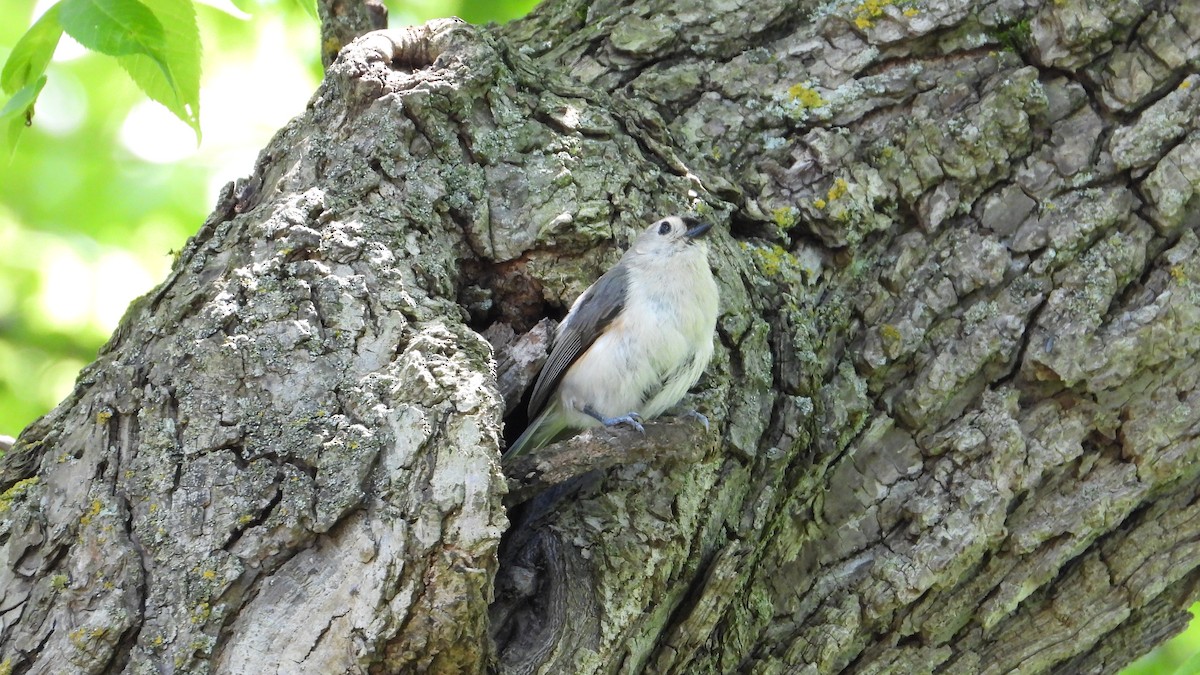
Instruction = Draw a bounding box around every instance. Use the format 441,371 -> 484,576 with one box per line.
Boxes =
853,0 -> 887,28
80,498 -> 103,526
1170,265 -> 1188,282
0,476 -> 39,514
202,569 -> 217,580
50,574 -> 69,590
96,410 -> 113,425
787,82 -> 828,109
191,602 -> 212,624
1181,79 -> 1193,90
69,627 -> 108,649
827,177 -> 850,202
879,324 -> 904,356
0,659 -> 11,675
852,0 -> 919,29
772,206 -> 799,229
743,242 -> 800,279
813,198 -> 827,210
190,637 -> 214,653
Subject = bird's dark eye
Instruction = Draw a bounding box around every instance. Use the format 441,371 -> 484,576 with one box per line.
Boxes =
658,221 -> 672,235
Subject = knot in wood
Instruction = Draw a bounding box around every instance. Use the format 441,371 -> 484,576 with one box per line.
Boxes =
356,18 -> 471,72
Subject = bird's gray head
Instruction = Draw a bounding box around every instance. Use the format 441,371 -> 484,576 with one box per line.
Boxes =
629,215 -> 713,258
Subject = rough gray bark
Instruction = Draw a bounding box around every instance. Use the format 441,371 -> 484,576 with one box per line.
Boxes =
317,0 -> 387,68
2,1 -> 1200,674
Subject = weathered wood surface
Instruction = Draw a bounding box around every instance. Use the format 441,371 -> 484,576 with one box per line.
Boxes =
2,1 -> 1199,672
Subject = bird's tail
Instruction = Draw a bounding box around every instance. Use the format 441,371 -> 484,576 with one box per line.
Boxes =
504,405 -> 569,461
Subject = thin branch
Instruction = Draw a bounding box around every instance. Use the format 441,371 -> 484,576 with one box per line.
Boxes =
317,0 -> 388,69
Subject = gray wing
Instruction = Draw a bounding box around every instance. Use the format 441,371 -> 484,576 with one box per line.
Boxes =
527,264 -> 628,418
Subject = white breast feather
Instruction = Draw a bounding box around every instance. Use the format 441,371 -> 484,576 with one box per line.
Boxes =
555,243 -> 716,427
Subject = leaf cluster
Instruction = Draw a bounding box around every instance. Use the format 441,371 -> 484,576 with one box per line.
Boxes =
1,0 -> 202,154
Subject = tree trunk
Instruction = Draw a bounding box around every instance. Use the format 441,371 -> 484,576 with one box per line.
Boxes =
4,0 -> 1200,672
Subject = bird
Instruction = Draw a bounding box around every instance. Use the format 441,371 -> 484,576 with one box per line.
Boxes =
504,215 -> 719,460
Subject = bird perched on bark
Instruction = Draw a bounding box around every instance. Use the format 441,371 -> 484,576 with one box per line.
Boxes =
504,215 -> 719,459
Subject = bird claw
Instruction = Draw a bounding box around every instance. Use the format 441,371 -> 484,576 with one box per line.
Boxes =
603,412 -> 645,434
609,410 -> 648,429
682,410 -> 709,431
582,406 -> 646,434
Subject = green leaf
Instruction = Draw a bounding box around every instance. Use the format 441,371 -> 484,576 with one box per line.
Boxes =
0,77 -> 47,122
1,5 -> 64,95
59,0 -> 183,122
116,0 -> 203,140
214,0 -> 254,19
0,76 -> 48,157
293,0 -> 317,22
58,0 -> 166,58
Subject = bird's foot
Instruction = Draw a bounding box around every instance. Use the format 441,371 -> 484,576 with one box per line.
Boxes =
681,410 -> 709,431
584,407 -> 645,433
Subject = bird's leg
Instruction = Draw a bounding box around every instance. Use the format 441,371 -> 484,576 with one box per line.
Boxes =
583,406 -> 645,433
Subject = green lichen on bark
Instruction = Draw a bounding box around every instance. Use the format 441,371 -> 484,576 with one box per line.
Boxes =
3,0 -> 1200,673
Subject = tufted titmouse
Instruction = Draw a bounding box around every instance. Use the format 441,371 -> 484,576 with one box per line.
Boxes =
504,215 -> 719,459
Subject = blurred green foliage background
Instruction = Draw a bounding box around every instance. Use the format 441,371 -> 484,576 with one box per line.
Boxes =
0,0 -> 1196,671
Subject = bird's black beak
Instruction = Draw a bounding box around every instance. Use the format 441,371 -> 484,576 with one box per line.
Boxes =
684,220 -> 713,239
